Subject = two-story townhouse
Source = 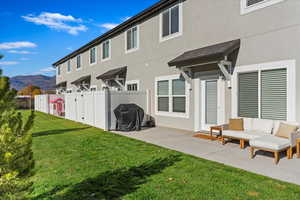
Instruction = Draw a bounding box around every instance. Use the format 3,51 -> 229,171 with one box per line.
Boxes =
53,0 -> 300,132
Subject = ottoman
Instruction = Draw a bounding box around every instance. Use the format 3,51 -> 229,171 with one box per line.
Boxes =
249,135 -> 292,164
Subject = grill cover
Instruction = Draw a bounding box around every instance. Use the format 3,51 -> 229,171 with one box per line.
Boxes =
114,104 -> 144,131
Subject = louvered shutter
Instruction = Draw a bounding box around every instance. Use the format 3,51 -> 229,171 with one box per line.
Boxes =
261,69 -> 287,120
238,72 -> 259,118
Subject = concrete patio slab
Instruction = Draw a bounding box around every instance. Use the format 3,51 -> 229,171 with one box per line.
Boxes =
114,127 -> 300,185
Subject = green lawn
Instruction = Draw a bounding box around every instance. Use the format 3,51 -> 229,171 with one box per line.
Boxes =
26,111 -> 300,200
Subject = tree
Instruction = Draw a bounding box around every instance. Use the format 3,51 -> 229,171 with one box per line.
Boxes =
0,68 -> 35,200
0,54 -> 3,60
18,85 -> 42,97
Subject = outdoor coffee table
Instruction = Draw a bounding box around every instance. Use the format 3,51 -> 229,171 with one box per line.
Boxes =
210,126 -> 222,141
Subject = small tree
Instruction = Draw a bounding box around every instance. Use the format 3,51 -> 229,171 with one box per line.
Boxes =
0,68 -> 35,200
18,85 -> 42,97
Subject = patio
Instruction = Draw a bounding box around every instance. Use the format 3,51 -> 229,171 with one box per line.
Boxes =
114,127 -> 300,185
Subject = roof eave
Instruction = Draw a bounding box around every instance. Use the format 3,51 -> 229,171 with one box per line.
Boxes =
52,0 -> 181,67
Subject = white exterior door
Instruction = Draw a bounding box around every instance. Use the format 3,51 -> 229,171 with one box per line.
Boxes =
200,79 -> 226,131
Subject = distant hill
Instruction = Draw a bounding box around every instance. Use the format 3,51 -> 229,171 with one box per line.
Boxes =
10,75 -> 56,91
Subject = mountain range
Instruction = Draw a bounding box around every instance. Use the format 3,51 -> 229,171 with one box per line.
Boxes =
10,75 -> 56,91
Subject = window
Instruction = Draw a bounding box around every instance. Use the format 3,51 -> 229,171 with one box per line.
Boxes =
76,55 -> 81,69
102,40 -> 110,61
126,80 -> 140,91
90,47 -> 96,64
156,75 -> 189,118
160,3 -> 182,41
57,65 -> 61,76
66,89 -> 72,93
127,84 -> 138,91
241,0 -> 284,14
238,69 -> 287,120
126,26 -> 139,52
67,60 -> 71,72
90,86 -> 97,92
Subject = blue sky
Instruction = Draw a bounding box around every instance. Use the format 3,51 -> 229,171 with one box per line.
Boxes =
0,0 -> 159,77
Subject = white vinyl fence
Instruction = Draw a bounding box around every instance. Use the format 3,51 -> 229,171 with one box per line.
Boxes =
35,90 -> 150,131
34,95 -> 49,113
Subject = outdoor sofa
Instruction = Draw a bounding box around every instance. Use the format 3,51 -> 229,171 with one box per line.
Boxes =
221,118 -> 300,164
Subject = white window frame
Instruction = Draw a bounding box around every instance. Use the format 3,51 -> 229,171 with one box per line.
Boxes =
67,60 -> 71,73
101,40 -> 111,62
76,54 -> 82,71
159,2 -> 183,43
240,0 -> 284,15
231,59 -> 296,121
126,80 -> 140,91
66,89 -> 73,93
125,25 -> 140,54
90,85 -> 97,92
89,47 -> 97,66
155,74 -> 190,118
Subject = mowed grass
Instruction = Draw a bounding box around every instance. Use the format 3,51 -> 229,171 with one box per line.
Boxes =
25,111 -> 300,200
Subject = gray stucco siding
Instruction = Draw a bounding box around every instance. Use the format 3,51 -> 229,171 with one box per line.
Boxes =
56,0 -> 300,130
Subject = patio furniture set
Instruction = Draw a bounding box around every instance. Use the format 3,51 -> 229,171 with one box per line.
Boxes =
210,118 -> 300,164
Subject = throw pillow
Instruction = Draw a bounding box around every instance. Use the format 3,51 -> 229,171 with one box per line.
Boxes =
228,119 -> 244,131
275,123 -> 298,138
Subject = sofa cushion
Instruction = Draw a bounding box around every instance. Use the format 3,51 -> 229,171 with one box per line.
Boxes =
228,119 -> 244,131
222,130 -> 263,140
275,123 -> 298,139
250,135 -> 290,151
243,118 -> 253,131
252,119 -> 273,134
273,121 -> 299,135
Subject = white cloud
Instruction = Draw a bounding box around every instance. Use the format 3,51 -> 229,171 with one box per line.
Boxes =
97,16 -> 131,31
22,12 -> 88,35
8,50 -> 36,54
121,16 -> 131,21
66,47 -> 73,51
0,41 -> 37,50
0,61 -> 19,66
99,23 -> 119,30
40,67 -> 56,73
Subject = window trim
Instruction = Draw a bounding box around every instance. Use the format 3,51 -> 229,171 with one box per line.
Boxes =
67,60 -> 71,73
155,74 -> 190,118
57,65 -> 61,76
240,0 -> 284,15
126,80 -> 140,91
89,46 -> 97,66
159,2 -> 183,43
66,89 -> 73,93
76,54 -> 82,71
101,40 -> 111,62
90,85 -> 97,92
125,25 -> 140,54
231,60 -> 296,121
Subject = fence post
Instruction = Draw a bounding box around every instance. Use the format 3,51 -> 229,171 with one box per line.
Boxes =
103,88 -> 109,131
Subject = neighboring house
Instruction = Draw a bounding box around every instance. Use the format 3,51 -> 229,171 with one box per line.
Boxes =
53,0 -> 300,131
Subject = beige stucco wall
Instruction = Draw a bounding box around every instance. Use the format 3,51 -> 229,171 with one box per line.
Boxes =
56,0 -> 300,131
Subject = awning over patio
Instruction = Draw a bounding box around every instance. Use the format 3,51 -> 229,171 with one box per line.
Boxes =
168,39 -> 240,85
71,75 -> 91,85
168,39 -> 240,71
96,66 -> 127,80
56,81 -> 67,88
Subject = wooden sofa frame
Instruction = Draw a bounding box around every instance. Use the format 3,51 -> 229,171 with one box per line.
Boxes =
250,146 -> 293,164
